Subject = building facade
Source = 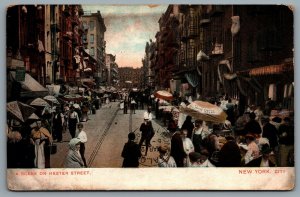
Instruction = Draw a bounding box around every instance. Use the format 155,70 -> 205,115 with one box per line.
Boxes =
82,11 -> 107,86
147,5 -> 293,110
105,54 -> 119,86
118,67 -> 142,90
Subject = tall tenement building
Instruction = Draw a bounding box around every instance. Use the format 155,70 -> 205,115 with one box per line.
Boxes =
82,11 -> 107,86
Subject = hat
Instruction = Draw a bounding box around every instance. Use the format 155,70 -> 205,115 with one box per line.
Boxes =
200,149 -> 210,157
272,117 -> 282,123
245,134 -> 255,141
261,144 -> 272,154
189,152 -> 201,162
158,146 -> 168,154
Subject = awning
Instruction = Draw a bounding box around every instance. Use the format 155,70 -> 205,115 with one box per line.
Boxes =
249,62 -> 293,76
10,72 -> 49,97
184,71 -> 201,88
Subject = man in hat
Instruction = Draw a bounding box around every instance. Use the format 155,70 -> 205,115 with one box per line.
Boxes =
277,117 -> 294,167
138,118 -> 154,156
143,106 -> 153,121
188,151 -> 202,167
68,106 -> 79,138
53,108 -> 64,143
261,116 -> 278,151
244,112 -> 262,137
246,144 -> 276,167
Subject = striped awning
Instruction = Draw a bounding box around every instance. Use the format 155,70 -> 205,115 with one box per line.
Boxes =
249,62 -> 293,76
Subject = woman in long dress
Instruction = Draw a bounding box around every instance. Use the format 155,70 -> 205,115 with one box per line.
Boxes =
30,121 -> 53,168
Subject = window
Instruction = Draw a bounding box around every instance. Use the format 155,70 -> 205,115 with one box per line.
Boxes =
90,34 -> 94,43
90,21 -> 95,30
90,47 -> 94,56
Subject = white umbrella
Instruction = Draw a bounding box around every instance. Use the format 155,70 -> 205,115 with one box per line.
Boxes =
28,113 -> 40,120
30,98 -> 50,107
44,95 -> 60,105
180,100 -> 227,123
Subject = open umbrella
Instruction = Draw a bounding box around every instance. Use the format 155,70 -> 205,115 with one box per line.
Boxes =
154,90 -> 173,101
28,113 -> 40,120
180,100 -> 227,123
62,94 -> 83,102
7,101 -> 36,122
30,98 -> 50,107
44,95 -> 60,105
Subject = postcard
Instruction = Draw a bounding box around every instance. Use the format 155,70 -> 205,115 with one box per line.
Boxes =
6,4 -> 295,190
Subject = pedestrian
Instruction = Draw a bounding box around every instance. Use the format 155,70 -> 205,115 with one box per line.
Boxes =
167,118 -> 177,134
120,100 -> 124,110
106,97 -> 110,105
52,108 -> 64,143
181,115 -> 194,139
64,138 -> 85,168
170,131 -> 187,167
157,146 -> 176,167
143,106 -> 153,121
130,98 -> 136,114
277,117 -> 294,167
191,119 -> 204,153
261,116 -> 278,151
244,112 -> 262,137
121,132 -> 141,167
218,136 -> 242,167
155,99 -> 160,119
138,118 -> 153,156
189,150 -> 215,167
177,100 -> 188,129
76,123 -> 87,167
245,144 -> 276,167
68,106 -> 79,138
181,128 -> 194,166
244,134 -> 260,165
30,120 -> 53,169
124,98 -> 128,114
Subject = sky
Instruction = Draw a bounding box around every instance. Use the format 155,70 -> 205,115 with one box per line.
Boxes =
82,5 -> 168,68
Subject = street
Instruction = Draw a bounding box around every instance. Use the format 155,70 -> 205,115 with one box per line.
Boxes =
50,102 -> 170,168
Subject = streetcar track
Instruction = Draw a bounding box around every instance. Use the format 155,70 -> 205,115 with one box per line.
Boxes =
87,107 -> 119,167
129,109 -> 132,132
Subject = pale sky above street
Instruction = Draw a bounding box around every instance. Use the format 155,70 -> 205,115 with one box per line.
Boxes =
82,5 -> 168,68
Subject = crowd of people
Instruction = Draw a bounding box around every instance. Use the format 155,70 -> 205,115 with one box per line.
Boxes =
7,87 -> 294,169
7,87 -> 116,169
121,92 -> 294,168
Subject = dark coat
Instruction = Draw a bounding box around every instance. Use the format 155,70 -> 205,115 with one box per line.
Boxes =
262,123 -> 279,149
170,132 -> 187,167
121,141 -> 141,167
278,124 -> 294,145
181,120 -> 194,139
245,156 -> 276,167
140,123 -> 153,138
244,120 -> 262,135
218,141 -> 241,167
